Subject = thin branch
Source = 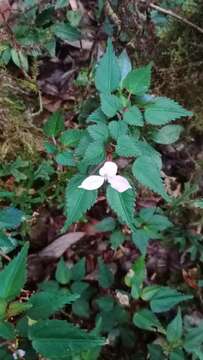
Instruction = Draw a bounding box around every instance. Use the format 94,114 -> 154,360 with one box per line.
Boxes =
150,3 -> 203,35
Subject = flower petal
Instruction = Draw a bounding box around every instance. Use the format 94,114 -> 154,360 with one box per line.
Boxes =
108,175 -> 132,193
99,161 -> 118,177
78,175 -> 104,190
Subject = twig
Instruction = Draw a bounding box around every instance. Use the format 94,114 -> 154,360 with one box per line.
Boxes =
150,3 -> 203,35
31,90 -> 43,117
0,251 -> 11,261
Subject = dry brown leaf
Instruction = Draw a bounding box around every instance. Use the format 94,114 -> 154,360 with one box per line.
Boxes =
39,232 -> 85,258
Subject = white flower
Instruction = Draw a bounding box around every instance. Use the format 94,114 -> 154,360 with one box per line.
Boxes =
13,349 -> 26,359
78,161 -> 132,193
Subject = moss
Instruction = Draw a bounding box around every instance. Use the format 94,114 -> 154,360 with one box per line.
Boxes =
0,69 -> 43,161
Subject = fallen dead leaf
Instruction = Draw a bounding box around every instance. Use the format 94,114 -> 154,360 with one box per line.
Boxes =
39,232 -> 85,258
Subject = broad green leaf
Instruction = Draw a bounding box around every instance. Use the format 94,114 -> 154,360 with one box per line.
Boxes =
133,309 -> 164,333
95,217 -> 116,232
167,309 -> 183,343
71,258 -> 86,281
29,319 -> 105,359
55,151 -> 75,166
55,258 -> 71,285
100,94 -> 122,117
116,135 -> 141,157
192,199 -> 203,209
116,136 -> 161,167
131,256 -> 146,299
123,106 -> 144,126
83,141 -> 105,165
110,230 -> 125,250
0,322 -> 15,340
108,120 -> 128,140
65,175 -> 98,227
0,207 -> 24,229
0,231 -> 17,254
0,243 -> 28,301
169,350 -> 186,360
87,123 -> 109,142
150,287 -> 193,313
87,108 -> 107,124
148,344 -> 165,360
184,322 -> 203,352
59,129 -> 83,147
96,296 -> 114,312
123,64 -> 152,95
52,22 -> 81,41
72,298 -> 90,318
55,0 -> 69,9
118,49 -> 132,81
141,285 -> 166,301
11,49 -> 28,72
43,112 -> 65,137
132,229 -> 150,255
106,186 -> 135,229
145,97 -> 193,125
67,10 -> 82,28
132,156 -> 170,201
98,258 -> 114,289
152,125 -> 183,144
95,38 -> 121,93
27,290 -> 78,320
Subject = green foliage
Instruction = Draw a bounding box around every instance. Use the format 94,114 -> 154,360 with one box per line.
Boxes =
95,39 -> 121,93
29,320 -> 105,359
145,97 -> 193,125
0,244 -> 28,302
43,112 -> 65,138
65,175 -> 98,227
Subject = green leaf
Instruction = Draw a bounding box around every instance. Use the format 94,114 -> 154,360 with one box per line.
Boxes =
65,175 -> 98,227
87,123 -> 109,142
123,106 -> 144,126
0,322 -> 15,340
192,199 -> 203,209
55,258 -> 71,285
59,129 -> 83,147
150,287 -> 193,313
43,112 -> 65,137
123,64 -> 152,95
72,298 -> 90,318
169,350 -> 186,360
132,156 -> 170,201
87,108 -> 107,124
29,319 -> 105,359
55,0 -> 69,9
95,217 -> 116,232
52,22 -> 81,41
152,125 -> 183,144
110,230 -> 125,250
67,10 -> 82,28
108,120 -> 128,140
0,231 -> 17,254
11,49 -> 28,72
130,256 -> 146,299
116,135 -> 141,157
132,229 -> 150,255
95,38 -> 121,93
71,258 -> 86,281
0,207 -> 24,230
148,344 -> 165,360
83,142 -> 105,165
133,309 -> 164,333
184,322 -> 203,352
27,289 -> 78,320
106,186 -> 135,229
118,49 -> 132,82
167,309 -> 183,343
98,258 -> 114,289
0,243 -> 28,301
145,97 -> 193,125
55,151 -> 75,166
100,94 -> 122,118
